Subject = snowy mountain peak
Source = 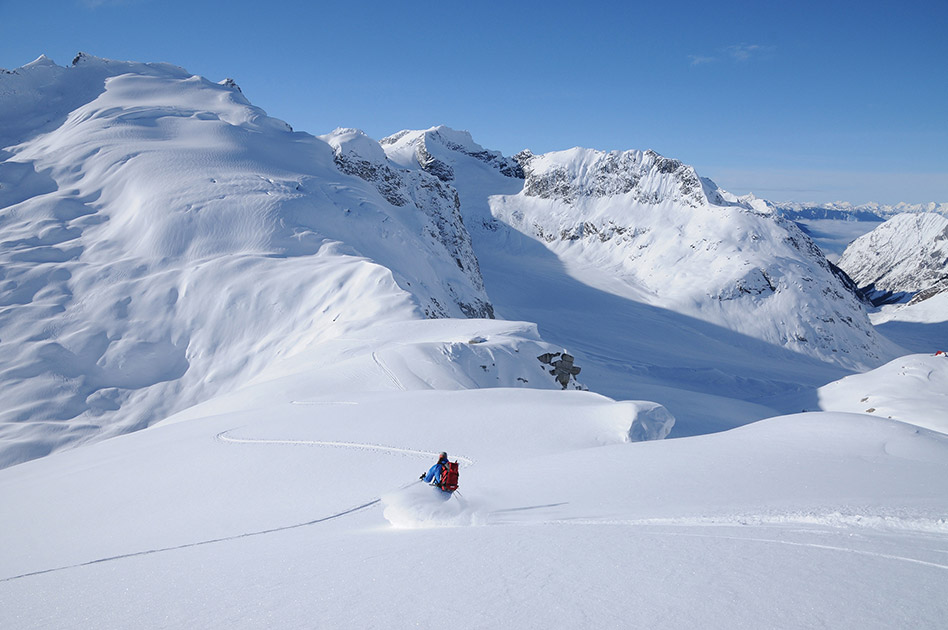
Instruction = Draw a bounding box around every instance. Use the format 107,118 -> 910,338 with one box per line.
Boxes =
23,54 -> 58,69
770,200 -> 948,222
218,77 -> 243,93
514,146 -> 708,207
382,125 -> 524,181
323,127 -> 389,164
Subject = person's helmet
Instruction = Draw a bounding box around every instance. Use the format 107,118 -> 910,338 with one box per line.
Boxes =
439,451 -> 448,461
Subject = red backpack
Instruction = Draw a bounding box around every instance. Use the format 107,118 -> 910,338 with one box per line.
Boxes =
439,461 -> 460,492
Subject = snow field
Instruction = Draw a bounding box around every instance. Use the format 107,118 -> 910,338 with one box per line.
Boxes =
1,380 -> 946,629
819,353 -> 948,434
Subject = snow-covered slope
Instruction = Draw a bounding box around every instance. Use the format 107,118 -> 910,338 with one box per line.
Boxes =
1,368 -> 945,628
2,56 -> 947,629
0,57 -> 574,467
0,55 -> 915,469
818,353 -> 948,434
837,212 -> 948,305
383,128 -> 897,372
868,292 -> 948,354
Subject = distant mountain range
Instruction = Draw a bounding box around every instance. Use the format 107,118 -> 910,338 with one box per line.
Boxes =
765,200 -> 948,222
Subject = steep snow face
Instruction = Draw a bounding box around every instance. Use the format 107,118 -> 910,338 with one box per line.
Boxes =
0,58 -> 516,466
837,212 -> 948,305
484,148 -> 896,370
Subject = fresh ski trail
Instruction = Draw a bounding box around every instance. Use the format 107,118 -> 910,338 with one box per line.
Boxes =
216,429 -> 475,465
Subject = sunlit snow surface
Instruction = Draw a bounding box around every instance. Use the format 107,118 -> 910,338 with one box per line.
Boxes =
2,383 -> 946,628
2,57 -> 947,628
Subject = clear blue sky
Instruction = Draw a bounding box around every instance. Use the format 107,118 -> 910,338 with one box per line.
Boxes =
2,0 -> 946,204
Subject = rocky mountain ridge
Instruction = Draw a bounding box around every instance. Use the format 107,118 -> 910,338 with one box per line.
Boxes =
370,127 -> 899,371
837,212 -> 948,305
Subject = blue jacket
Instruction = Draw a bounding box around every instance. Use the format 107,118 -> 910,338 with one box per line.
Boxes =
424,458 -> 448,484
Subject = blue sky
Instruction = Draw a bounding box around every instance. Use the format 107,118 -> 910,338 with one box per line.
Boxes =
2,0 -> 946,204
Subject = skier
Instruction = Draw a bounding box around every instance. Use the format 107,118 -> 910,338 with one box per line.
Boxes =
420,452 -> 449,485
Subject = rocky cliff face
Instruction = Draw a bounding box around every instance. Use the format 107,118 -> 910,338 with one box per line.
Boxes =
323,128 -> 493,319
837,212 -> 948,305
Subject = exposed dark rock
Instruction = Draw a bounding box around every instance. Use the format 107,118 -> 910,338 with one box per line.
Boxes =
537,352 -> 582,389
330,135 -> 494,320
415,142 -> 455,182
333,153 -> 409,207
220,78 -> 243,93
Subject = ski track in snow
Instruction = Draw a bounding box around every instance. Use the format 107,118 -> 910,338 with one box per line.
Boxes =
216,429 -> 476,466
545,513 -> 948,535
2,427 -> 477,584
372,351 -> 406,390
289,400 -> 360,405
643,528 -> 948,572
8,502 -> 944,584
0,494 -> 389,584
6,429 -> 944,583
531,517 -> 948,571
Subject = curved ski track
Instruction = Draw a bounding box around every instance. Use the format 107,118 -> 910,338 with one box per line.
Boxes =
216,429 -> 475,466
5,427 -> 946,583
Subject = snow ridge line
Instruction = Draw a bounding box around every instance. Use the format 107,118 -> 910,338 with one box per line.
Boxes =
0,494 -> 389,584
216,430 -> 476,466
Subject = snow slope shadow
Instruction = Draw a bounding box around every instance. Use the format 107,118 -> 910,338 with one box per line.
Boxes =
473,226 -> 853,436
873,320 -> 948,354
